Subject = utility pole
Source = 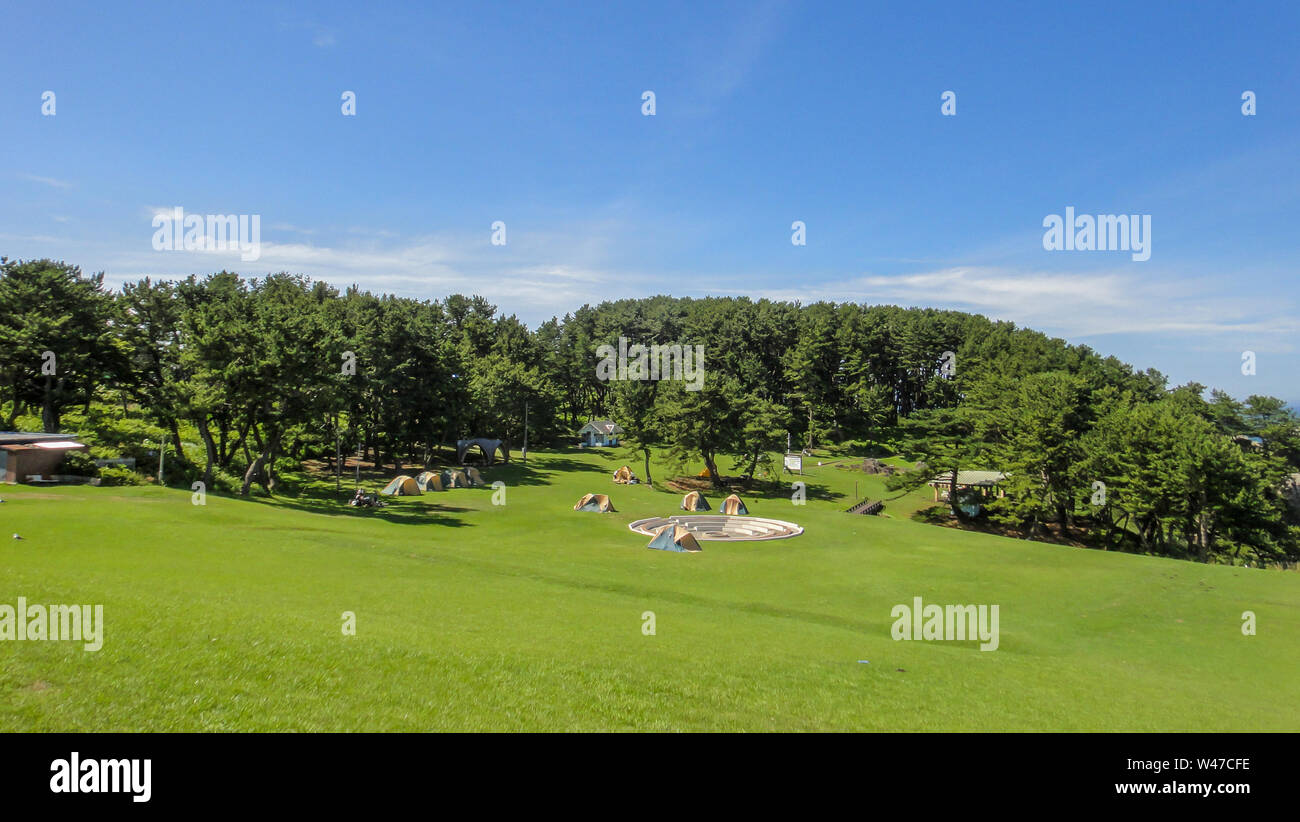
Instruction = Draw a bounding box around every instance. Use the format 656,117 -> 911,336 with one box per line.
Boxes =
158,438 -> 165,486
335,429 -> 341,492
523,400 -> 529,464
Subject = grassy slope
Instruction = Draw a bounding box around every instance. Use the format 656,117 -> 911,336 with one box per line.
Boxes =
1,447 -> 1297,731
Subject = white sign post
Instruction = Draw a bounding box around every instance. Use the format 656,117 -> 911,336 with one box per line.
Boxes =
783,454 -> 803,474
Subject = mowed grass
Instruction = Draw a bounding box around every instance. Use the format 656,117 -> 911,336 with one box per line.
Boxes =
1,447 -> 1297,731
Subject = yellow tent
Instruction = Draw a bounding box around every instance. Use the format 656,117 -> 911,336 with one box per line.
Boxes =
612,465 -> 633,484
447,470 -> 469,488
574,493 -> 616,512
380,475 -> 421,496
720,493 -> 749,515
681,491 -> 711,511
415,471 -> 443,491
647,524 -> 702,552
466,466 -> 485,486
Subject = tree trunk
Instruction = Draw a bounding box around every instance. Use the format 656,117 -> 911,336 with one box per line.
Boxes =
642,447 -> 653,489
240,428 -> 280,496
196,415 -> 218,490
42,374 -> 57,432
240,450 -> 266,496
948,467 -> 961,518
2,380 -> 16,430
169,420 -> 184,467
704,452 -> 722,489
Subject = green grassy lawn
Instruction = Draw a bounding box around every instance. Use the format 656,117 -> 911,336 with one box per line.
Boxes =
1,446 -> 1297,731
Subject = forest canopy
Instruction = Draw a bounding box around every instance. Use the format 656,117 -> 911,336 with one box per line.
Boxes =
3,257 -> 1296,565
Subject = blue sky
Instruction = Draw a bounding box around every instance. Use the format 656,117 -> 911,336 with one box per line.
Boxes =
3,1 -> 1297,401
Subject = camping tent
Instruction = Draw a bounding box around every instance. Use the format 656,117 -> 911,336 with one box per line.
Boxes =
380,475 -> 421,496
613,465 -> 633,484
720,493 -> 749,515
465,466 -> 485,486
456,438 -> 509,465
415,471 -> 443,492
646,524 -> 702,553
681,491 -> 711,511
573,493 -> 616,513
438,469 -> 468,488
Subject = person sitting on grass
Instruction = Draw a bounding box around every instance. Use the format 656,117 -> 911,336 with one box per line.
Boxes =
349,488 -> 386,508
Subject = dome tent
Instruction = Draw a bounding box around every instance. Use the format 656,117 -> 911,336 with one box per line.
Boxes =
720,494 -> 749,515
456,438 -> 508,465
681,491 -> 711,511
573,493 -> 616,513
646,524 -> 702,553
380,475 -> 421,496
416,471 -> 443,491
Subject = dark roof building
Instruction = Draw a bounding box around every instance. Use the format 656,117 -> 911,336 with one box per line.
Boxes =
0,432 -> 86,484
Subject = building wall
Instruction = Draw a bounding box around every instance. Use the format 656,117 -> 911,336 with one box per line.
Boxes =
2,447 -> 75,483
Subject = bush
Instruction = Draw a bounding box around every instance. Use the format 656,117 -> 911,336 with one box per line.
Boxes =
56,450 -> 99,478
98,465 -> 146,486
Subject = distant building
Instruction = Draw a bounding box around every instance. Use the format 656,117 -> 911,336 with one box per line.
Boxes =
0,432 -> 87,484
577,420 -> 624,447
928,470 -> 1007,515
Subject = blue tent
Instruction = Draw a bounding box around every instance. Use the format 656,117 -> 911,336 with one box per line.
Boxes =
647,524 -> 702,553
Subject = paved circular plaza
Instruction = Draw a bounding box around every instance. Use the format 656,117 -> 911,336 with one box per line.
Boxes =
628,515 -> 804,541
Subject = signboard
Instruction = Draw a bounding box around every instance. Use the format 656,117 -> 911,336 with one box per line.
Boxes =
783,454 -> 803,473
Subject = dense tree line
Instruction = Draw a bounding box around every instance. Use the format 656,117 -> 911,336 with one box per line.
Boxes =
3,257 -> 1296,564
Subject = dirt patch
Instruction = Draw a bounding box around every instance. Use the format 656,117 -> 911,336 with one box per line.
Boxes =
666,475 -> 751,493
913,505 -> 1094,548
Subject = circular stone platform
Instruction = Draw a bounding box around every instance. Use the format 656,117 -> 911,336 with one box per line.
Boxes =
628,515 -> 804,541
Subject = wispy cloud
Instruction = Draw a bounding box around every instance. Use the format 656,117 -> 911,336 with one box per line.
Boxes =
269,222 -> 317,235
277,19 -> 336,48
741,266 -> 1299,346
19,173 -> 73,189
80,228 -> 645,318
700,0 -> 787,101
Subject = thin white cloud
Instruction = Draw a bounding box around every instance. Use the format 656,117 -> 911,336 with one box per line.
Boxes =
269,223 -> 316,235
19,173 -> 73,189
277,19 -> 336,48
83,230 -> 644,319
740,266 -> 1299,345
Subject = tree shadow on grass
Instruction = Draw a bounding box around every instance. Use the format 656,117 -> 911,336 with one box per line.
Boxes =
475,458 -> 604,487
743,477 -> 846,505
227,480 -> 476,528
